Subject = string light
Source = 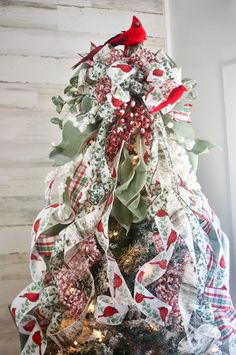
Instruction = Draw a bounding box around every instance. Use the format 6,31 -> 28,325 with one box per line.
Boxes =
69,287 -> 75,294
74,341 -> 78,346
88,302 -> 96,313
93,329 -> 103,342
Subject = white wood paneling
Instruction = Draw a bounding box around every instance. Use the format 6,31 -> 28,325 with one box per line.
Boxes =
0,0 -> 166,351
0,28 -> 165,59
5,0 -> 164,14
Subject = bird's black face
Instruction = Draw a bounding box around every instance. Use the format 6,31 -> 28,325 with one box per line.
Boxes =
134,21 -> 141,28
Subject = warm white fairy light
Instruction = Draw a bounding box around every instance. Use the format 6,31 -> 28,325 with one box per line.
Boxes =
210,346 -> 218,353
88,301 -> 96,313
69,287 -> 75,294
74,341 -> 78,346
93,329 -> 103,342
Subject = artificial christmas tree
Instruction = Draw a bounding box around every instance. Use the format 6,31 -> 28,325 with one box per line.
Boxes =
10,16 -> 236,354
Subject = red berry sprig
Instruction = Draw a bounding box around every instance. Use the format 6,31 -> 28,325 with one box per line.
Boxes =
106,99 -> 153,159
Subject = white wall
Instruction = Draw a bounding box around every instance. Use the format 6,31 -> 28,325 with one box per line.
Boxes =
167,0 -> 236,300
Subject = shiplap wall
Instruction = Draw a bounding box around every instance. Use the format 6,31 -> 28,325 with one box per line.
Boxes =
0,1 -> 166,353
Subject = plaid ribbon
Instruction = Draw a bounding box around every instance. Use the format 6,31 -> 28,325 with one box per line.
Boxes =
35,234 -> 57,257
205,286 -> 236,340
68,162 -> 89,212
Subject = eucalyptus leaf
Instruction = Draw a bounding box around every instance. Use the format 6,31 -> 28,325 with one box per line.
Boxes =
52,95 -> 65,114
81,96 -> 92,114
49,120 -> 99,166
173,120 -> 195,140
50,117 -> 63,129
69,75 -> 78,87
64,85 -> 74,96
191,139 -> 215,155
69,105 -> 77,114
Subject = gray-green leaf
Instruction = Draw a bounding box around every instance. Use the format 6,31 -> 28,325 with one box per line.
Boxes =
49,120 -> 99,166
191,139 -> 215,155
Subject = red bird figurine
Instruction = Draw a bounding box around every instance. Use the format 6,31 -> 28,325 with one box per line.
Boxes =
71,16 -> 146,69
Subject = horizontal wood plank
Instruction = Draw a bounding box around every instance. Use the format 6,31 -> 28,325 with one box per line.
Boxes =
0,278 -> 31,306
0,166 -> 53,197
0,54 -> 74,85
0,305 -> 19,336
0,82 -> 64,111
3,0 -> 164,14
0,27 -> 165,59
0,110 -> 60,144
0,4 -> 165,37
0,252 -> 29,281
0,141 -> 52,167
0,227 -> 32,254
0,196 -> 45,226
0,332 -> 20,355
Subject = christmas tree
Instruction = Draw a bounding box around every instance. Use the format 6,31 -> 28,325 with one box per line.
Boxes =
10,16 -> 236,355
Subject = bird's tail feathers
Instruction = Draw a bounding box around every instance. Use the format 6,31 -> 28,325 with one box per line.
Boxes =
71,44 -> 104,70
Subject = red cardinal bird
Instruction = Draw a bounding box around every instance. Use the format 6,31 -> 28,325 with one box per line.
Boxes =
111,96 -> 125,107
137,270 -> 145,283
19,292 -> 39,302
107,194 -> 114,206
158,306 -> 169,322
167,230 -> 178,249
98,306 -> 119,318
135,292 -> 154,303
71,16 -> 146,69
112,64 -> 133,72
112,168 -> 117,178
156,209 -> 168,217
97,220 -> 108,239
45,203 -> 60,209
33,218 -> 41,234
30,253 -> 40,261
143,151 -> 149,163
150,85 -> 187,114
149,259 -> 167,269
32,330 -> 42,355
153,69 -> 164,77
11,307 -> 16,318
113,272 -> 123,297
23,319 -> 36,332
220,255 -> 226,269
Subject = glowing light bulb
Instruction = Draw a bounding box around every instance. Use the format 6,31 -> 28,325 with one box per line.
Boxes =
88,302 -> 95,313
93,329 -> 103,342
69,287 -> 75,294
74,341 -> 78,346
